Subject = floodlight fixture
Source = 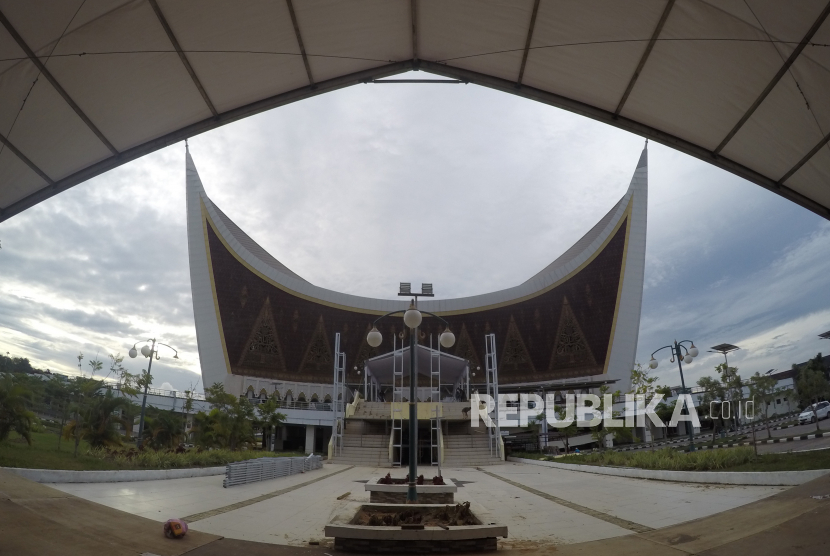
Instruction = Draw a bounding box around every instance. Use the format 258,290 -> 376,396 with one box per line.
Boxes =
709,343 -> 740,354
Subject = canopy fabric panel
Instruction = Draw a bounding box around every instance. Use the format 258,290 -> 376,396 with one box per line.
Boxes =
2,0 -> 830,220
364,345 -> 468,386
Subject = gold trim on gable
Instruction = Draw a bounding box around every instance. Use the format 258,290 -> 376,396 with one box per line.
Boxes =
203,195 -> 634,318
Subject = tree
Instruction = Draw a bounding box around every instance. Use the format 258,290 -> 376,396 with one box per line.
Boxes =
257,397 -> 286,451
697,375 -> 727,437
80,392 -> 131,448
45,376 -> 72,449
716,363 -> 744,430
195,383 -> 257,450
629,364 -> 667,441
795,365 -> 828,433
747,372 -> 778,439
630,363 -> 660,396
182,389 -> 195,442
65,377 -> 104,456
144,409 -> 185,450
798,353 -> 829,382
87,355 -> 103,378
192,408 -> 228,449
0,353 -> 36,375
0,374 -> 35,444
588,385 -> 626,450
550,407 -> 579,454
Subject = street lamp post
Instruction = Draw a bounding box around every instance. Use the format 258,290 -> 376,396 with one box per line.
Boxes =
129,339 -> 178,448
709,344 -> 740,431
366,283 -> 455,503
649,340 -> 699,451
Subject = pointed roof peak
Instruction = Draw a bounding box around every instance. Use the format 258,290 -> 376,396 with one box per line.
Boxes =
637,140 -> 648,169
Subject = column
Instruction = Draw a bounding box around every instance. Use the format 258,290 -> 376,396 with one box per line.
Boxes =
305,425 -> 316,455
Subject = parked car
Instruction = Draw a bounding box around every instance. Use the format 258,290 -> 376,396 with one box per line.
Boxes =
798,401 -> 830,424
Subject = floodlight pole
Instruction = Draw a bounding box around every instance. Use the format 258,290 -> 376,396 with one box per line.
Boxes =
709,344 -> 740,430
408,310 -> 418,499
369,288 -> 454,504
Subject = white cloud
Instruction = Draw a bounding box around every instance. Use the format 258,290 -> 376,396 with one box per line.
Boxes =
1,77 -> 829,392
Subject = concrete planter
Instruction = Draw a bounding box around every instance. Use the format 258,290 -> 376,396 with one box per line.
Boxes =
325,503 -> 507,553
507,457 -> 830,486
365,476 -> 457,504
1,465 -> 226,483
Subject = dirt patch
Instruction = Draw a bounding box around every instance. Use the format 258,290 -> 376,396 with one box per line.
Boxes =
352,502 -> 480,527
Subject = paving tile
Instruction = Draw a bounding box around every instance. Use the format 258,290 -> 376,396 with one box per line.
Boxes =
49,462 -> 787,548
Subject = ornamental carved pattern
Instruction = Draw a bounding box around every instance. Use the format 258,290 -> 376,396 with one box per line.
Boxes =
239,298 -> 286,376
299,317 -> 333,375
549,297 -> 597,371
500,317 -> 536,373
453,324 -> 482,371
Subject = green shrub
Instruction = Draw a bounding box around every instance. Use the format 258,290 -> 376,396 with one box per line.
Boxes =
561,447 -> 756,471
87,447 -> 302,469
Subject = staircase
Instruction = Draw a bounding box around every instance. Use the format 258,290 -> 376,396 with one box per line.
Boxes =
442,422 -> 503,467
330,420 -> 391,467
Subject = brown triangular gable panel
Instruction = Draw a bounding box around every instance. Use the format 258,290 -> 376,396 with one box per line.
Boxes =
299,316 -> 333,375
549,296 -> 599,374
500,316 -> 536,374
237,297 -> 287,376
453,324 -> 482,371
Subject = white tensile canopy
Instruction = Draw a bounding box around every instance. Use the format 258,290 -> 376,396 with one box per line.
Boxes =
364,344 -> 468,387
2,1 -> 830,221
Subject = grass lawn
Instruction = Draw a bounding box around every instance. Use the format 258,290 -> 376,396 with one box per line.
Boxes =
0,430 -> 304,471
0,430 -> 121,470
722,449 -> 830,472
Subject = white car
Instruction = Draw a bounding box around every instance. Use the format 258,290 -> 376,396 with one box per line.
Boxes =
798,401 -> 830,424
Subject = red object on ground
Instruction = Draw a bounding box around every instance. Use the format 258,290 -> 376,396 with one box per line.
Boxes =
164,518 -> 188,539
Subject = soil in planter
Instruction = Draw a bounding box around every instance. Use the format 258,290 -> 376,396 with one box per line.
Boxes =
353,502 -> 479,527
377,473 -> 446,485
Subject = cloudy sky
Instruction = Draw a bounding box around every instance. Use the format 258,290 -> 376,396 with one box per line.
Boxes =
2,72 -> 829,392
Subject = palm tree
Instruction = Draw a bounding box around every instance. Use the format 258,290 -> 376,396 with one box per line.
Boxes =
192,408 -> 229,449
147,409 -> 185,449
64,391 -> 130,452
0,374 -> 35,444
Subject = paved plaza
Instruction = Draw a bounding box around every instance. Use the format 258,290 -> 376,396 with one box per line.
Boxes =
50,462 -> 785,550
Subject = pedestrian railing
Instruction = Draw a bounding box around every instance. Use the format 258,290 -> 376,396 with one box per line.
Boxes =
223,454 -> 322,488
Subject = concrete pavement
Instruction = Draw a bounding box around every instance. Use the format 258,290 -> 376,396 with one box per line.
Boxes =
49,462 -> 785,549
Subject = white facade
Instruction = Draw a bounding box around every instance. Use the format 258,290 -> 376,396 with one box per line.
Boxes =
187,147 -> 649,395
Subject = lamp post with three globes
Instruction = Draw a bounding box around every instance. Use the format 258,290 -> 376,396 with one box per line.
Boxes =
366,286 -> 455,503
649,340 -> 699,451
129,339 -> 178,449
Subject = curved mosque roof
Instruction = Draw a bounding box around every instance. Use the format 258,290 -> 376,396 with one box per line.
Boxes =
186,147 -> 647,393
1,1 -> 830,222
